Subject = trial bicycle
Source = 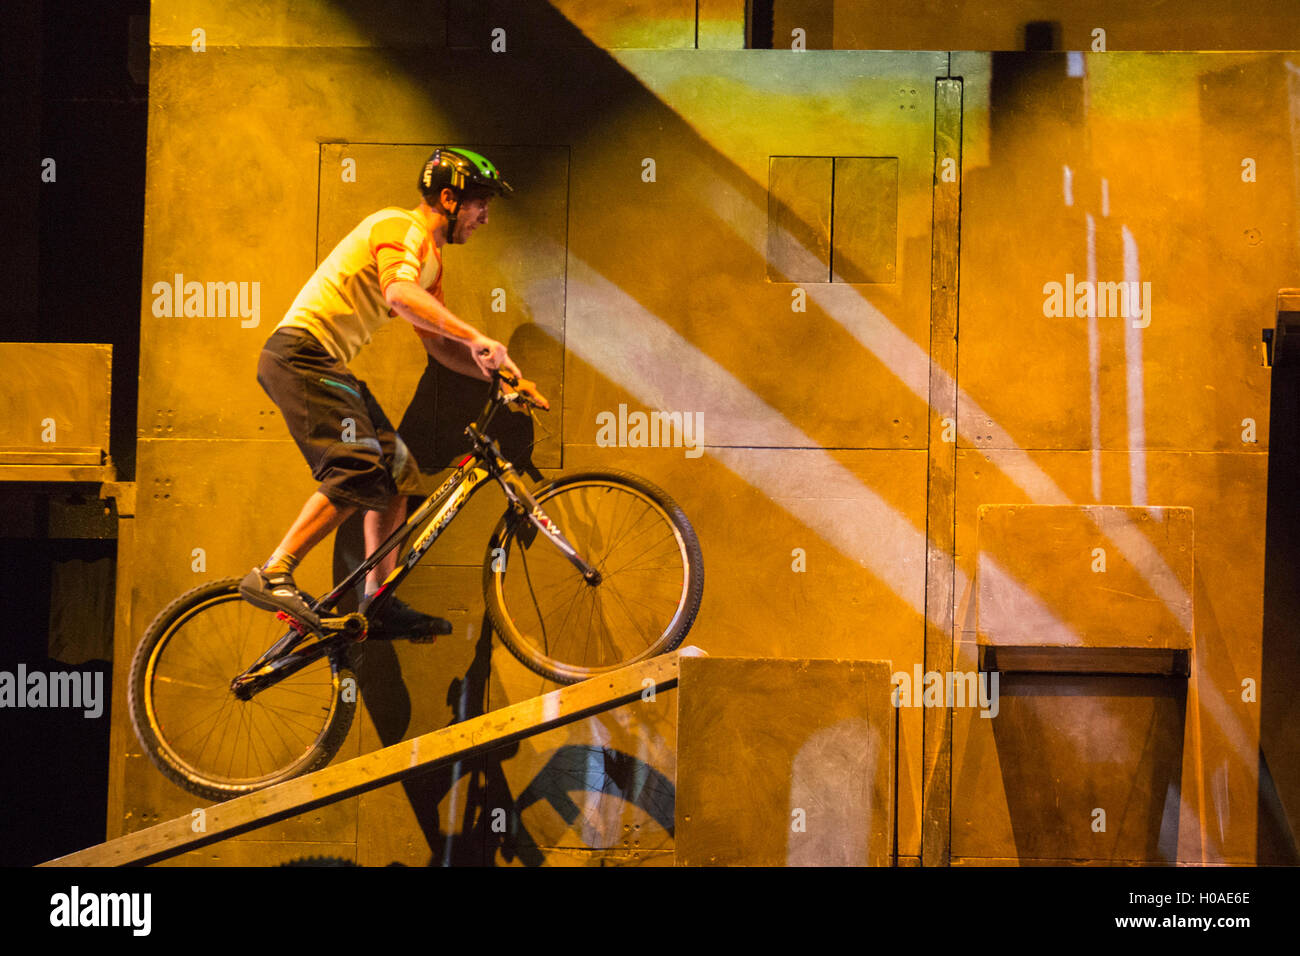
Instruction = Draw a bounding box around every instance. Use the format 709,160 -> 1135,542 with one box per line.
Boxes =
128,370 -> 704,801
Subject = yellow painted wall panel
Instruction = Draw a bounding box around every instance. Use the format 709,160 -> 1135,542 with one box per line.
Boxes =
767,156 -> 832,282
832,156 -> 898,284
977,504 -> 1193,650
676,657 -> 895,866
0,344 -> 112,454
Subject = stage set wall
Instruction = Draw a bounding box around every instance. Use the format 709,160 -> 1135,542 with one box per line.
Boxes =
105,0 -> 1298,866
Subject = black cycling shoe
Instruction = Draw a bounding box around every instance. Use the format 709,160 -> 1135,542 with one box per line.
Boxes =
239,566 -> 320,628
364,596 -> 452,643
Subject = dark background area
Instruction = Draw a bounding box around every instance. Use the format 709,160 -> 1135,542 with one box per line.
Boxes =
0,0 -> 148,865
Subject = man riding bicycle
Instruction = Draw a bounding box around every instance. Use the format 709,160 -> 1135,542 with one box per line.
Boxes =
240,147 -> 550,640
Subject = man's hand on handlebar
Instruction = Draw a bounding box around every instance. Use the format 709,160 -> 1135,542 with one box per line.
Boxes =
472,335 -> 509,378
474,335 -> 549,410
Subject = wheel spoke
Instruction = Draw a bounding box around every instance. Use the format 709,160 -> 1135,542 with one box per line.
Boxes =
135,585 -> 350,797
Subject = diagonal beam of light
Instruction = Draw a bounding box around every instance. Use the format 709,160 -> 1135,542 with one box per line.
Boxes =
551,253 -> 1086,647
706,177 -> 1192,636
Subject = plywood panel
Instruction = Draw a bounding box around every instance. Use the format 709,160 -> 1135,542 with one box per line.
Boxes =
833,157 -> 898,283
767,156 -> 832,282
977,504 -> 1193,650
675,657 -> 894,866
0,343 -> 112,456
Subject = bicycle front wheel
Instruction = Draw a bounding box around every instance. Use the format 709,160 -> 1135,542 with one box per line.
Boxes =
483,470 -> 704,683
128,577 -> 356,802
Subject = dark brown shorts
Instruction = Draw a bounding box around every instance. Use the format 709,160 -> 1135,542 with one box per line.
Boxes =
256,326 -> 420,511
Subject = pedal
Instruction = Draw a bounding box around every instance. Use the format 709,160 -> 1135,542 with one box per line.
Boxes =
275,610 -> 315,638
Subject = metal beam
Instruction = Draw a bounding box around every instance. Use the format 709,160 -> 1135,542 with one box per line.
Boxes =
43,647 -> 704,867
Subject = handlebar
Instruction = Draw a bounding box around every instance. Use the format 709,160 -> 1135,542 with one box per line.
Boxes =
467,367 -> 543,432
465,368 -> 543,449
490,368 -> 547,409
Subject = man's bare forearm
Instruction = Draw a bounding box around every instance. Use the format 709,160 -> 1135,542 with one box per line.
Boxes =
423,334 -> 490,380
385,280 -> 483,344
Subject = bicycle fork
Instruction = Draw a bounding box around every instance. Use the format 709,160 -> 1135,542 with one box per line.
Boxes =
475,431 -> 602,586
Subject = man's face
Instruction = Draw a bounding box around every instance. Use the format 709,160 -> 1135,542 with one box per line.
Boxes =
454,195 -> 491,243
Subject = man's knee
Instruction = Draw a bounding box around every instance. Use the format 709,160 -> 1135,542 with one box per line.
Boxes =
317,457 -> 398,513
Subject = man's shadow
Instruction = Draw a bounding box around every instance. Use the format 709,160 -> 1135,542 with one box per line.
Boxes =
401,323 -> 556,484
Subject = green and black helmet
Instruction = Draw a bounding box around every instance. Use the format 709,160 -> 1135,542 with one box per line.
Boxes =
419,147 -> 511,243
419,147 -> 512,198
419,148 -> 512,240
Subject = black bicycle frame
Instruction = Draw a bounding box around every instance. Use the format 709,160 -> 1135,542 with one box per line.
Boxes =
236,375 -> 598,690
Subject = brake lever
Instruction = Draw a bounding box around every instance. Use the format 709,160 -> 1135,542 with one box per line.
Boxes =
494,369 -> 534,408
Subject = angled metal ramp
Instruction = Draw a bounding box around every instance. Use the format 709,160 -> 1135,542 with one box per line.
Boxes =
43,647 -> 704,867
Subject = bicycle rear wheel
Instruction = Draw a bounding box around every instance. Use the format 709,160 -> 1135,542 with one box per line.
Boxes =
128,577 -> 355,802
483,470 -> 704,683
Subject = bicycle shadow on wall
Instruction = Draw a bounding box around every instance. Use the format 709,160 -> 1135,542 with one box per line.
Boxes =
334,324 -> 676,865
344,599 -> 677,866
509,744 -> 676,859
344,610 -> 534,865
